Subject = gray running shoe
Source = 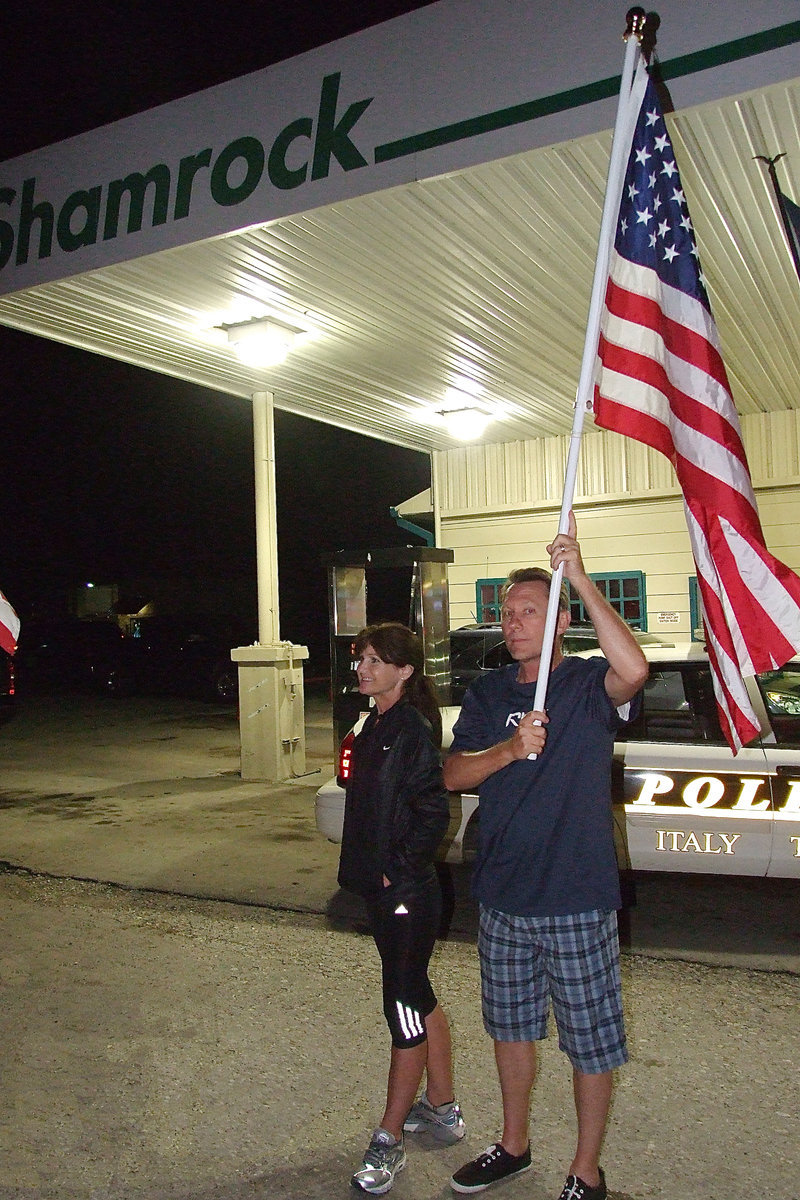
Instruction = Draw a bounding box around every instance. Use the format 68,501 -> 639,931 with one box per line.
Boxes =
404,1092 -> 466,1144
351,1128 -> 407,1194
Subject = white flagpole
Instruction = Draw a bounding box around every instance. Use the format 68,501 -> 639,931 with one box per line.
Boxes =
529,10 -> 652,736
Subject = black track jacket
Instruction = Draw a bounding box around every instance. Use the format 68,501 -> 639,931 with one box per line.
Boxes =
337,699 -> 449,898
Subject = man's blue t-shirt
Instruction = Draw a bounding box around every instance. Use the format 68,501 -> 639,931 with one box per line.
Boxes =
450,656 -> 630,917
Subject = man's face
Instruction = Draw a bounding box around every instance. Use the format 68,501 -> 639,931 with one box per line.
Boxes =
500,580 -> 569,665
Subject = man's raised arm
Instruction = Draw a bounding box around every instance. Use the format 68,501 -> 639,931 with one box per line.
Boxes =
547,512 -> 648,707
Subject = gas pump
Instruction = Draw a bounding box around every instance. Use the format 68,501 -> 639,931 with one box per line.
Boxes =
324,547 -> 454,754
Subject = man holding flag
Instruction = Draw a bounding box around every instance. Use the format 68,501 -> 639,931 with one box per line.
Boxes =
445,514 -> 647,1200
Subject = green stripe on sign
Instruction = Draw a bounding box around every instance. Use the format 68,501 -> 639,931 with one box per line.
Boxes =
374,19 -> 800,165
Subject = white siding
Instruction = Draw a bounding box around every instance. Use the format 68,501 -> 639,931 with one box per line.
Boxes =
437,412 -> 800,636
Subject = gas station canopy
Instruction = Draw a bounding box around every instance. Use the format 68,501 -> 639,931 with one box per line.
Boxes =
0,0 -> 799,454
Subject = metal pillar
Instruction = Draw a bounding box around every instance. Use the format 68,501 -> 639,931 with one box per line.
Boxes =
323,546 -> 454,755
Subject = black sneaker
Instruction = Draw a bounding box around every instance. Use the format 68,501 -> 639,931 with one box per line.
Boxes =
557,1169 -> 607,1200
450,1143 -> 532,1193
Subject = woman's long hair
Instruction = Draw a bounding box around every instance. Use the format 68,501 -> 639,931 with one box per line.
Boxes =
353,622 -> 442,747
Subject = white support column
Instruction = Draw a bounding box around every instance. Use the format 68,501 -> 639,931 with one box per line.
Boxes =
232,389 -> 309,782
252,389 -> 280,643
431,449 -> 443,549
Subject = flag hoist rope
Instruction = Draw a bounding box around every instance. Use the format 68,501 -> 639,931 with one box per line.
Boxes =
528,8 -> 653,752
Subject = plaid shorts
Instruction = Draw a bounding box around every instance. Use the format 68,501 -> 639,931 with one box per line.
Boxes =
478,904 -> 628,1074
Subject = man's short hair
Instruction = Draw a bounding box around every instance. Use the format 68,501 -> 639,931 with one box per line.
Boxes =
500,567 -> 570,613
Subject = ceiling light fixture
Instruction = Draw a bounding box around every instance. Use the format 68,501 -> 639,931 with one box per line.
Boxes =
224,317 -> 302,369
435,383 -> 493,441
440,406 -> 492,441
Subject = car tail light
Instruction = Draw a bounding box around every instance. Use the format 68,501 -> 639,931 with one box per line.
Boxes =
336,730 -> 355,787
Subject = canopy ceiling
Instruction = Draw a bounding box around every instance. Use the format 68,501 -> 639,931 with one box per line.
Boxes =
0,75 -> 798,453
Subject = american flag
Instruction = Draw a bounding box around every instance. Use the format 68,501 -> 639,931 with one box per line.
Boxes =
593,68 -> 800,752
0,587 -> 20,656
778,186 -> 800,279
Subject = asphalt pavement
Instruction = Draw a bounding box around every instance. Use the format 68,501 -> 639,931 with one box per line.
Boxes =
0,689 -> 798,1200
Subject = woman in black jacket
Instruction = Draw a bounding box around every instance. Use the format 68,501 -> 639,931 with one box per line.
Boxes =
339,623 -> 465,1195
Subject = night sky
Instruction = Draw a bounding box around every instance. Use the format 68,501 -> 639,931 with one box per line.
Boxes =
0,1 -> 437,673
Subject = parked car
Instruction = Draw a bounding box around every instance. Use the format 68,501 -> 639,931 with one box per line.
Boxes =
17,615 -> 241,703
16,617 -> 127,694
449,622 -> 673,703
121,615 -> 241,703
316,643 -> 800,878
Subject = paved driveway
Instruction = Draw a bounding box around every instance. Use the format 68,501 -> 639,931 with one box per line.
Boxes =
1,692 -> 799,1199
0,691 -> 798,969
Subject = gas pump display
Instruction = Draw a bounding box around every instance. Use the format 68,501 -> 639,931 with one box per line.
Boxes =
324,547 -> 454,756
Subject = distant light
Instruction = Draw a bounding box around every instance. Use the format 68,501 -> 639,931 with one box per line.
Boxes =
85,582 -> 95,589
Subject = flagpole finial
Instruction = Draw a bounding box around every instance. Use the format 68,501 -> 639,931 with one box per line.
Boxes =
754,152 -> 786,168
624,8 -> 659,58
624,8 -> 646,40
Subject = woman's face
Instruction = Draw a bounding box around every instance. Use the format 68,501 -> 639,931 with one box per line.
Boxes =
356,643 -> 411,711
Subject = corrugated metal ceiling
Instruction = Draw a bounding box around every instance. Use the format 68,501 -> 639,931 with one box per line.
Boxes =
0,76 -> 798,452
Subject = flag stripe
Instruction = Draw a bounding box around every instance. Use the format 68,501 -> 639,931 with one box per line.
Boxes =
598,333 -> 746,457
684,505 -> 761,745
596,361 -> 760,508
602,263 -> 752,462
605,269 -> 731,398
601,290 -> 750,460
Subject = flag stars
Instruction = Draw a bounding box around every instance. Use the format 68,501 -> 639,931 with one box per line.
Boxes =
615,78 -> 715,317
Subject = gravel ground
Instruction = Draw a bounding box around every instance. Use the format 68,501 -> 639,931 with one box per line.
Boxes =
1,869 -> 798,1200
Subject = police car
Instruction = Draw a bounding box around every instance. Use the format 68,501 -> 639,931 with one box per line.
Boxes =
315,643 -> 800,878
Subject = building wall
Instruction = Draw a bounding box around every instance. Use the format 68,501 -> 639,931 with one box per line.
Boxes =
438,411 -> 800,637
